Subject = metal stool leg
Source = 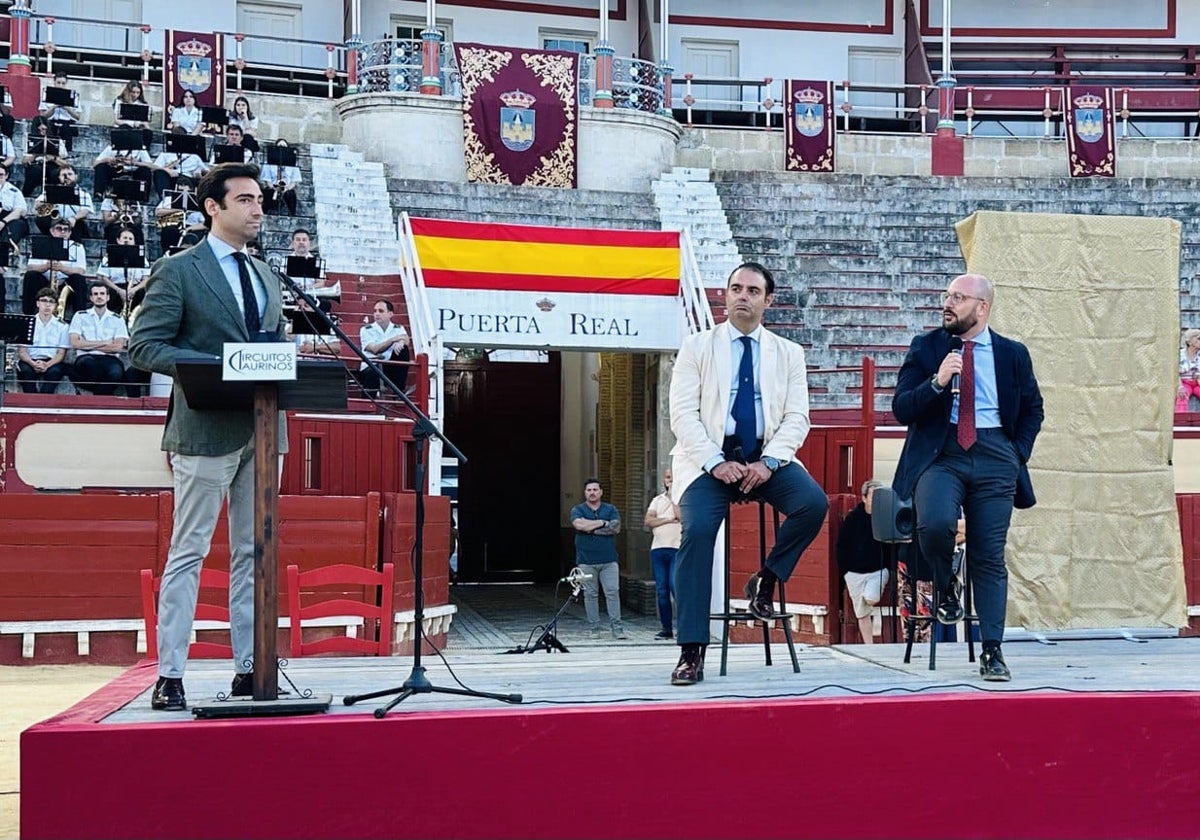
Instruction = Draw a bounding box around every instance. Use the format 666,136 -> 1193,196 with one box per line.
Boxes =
964,553 -> 976,663
768,506 -> 800,673
758,502 -> 773,667
719,508 -> 732,677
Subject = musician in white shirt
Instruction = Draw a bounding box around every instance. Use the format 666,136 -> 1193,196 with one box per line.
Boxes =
21,217 -> 88,316
259,139 -> 300,216
0,163 -> 30,246
95,227 -> 150,316
68,284 -> 129,396
355,298 -> 411,398
34,164 -> 93,240
16,289 -> 71,394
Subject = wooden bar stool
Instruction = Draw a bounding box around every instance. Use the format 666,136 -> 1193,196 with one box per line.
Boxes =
710,497 -> 801,677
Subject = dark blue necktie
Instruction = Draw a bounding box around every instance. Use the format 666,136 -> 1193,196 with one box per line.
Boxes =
732,335 -> 757,460
232,252 -> 261,336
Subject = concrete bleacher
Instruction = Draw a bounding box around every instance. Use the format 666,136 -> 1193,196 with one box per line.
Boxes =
715,172 -> 1200,410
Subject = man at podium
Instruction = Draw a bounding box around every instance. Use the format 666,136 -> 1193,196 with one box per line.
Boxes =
129,162 -> 288,712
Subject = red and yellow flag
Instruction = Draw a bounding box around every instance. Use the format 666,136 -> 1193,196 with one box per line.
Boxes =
410,218 -> 680,296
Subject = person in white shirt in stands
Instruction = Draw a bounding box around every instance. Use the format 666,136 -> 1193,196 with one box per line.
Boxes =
34,163 -> 93,240
0,132 -> 14,173
16,288 -> 71,394
211,124 -> 253,165
69,283 -> 129,396
355,298 -> 410,398
0,164 -> 30,249
289,300 -> 341,357
259,138 -> 300,216
93,140 -> 153,202
20,115 -> 69,198
21,216 -> 88,317
95,227 -> 150,317
167,90 -> 203,135
153,177 -> 206,255
229,95 -> 261,152
113,80 -> 150,128
38,71 -> 81,152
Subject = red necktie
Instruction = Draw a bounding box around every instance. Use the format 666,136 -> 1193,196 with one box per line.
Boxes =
957,340 -> 976,450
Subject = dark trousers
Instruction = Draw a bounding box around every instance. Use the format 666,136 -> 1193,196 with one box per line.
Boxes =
355,358 -> 409,398
674,462 -> 829,644
913,427 -> 1020,644
16,360 -> 70,394
72,354 -> 126,396
650,547 -> 677,632
263,187 -> 297,216
2,217 -> 30,247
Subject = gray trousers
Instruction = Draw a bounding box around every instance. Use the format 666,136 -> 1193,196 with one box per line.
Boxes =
577,562 -> 621,630
157,441 -> 257,679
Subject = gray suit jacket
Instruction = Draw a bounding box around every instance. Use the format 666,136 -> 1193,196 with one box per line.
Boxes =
128,239 -> 288,456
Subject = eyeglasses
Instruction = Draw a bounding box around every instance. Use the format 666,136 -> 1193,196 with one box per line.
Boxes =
943,291 -> 984,305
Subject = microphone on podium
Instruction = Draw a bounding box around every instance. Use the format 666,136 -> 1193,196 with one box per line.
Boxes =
948,336 -> 963,395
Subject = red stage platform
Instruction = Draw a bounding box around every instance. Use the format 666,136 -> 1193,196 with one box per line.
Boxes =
20,641 -> 1200,839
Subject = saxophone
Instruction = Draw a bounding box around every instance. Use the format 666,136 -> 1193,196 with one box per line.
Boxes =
52,278 -> 72,320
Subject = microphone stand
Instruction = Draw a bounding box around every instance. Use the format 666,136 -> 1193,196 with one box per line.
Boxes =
274,273 -> 522,717
502,573 -> 587,655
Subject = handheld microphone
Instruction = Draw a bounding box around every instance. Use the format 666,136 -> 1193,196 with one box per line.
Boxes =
947,336 -> 963,395
560,567 -> 593,585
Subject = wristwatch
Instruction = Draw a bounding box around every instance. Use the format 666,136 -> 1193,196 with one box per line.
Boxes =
761,456 -> 780,473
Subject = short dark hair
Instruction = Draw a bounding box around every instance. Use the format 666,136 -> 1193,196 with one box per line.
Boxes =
291,227 -> 310,240
197,162 -> 262,227
36,287 -> 56,301
584,478 -> 602,490
374,299 -> 394,312
728,261 -> 775,295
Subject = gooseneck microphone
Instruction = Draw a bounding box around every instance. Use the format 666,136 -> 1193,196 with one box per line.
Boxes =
947,336 -> 963,395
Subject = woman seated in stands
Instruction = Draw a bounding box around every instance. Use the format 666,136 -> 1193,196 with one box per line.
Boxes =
1178,329 -> 1200,412
166,90 -> 203,135
260,138 -> 301,216
229,95 -> 260,152
113,80 -> 150,127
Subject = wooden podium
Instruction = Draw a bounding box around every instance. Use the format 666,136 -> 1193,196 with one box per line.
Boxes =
175,353 -> 346,718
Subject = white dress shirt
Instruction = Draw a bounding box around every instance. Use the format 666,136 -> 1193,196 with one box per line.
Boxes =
359,321 -> 407,370
207,233 -> 265,323
25,314 -> 69,360
69,307 -> 129,356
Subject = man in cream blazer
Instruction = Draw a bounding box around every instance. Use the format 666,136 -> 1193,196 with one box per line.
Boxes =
667,262 -> 829,685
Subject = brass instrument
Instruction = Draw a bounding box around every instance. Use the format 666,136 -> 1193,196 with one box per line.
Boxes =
51,278 -> 72,320
35,196 -> 60,220
115,199 -> 139,226
272,178 -> 286,204
155,210 -> 185,229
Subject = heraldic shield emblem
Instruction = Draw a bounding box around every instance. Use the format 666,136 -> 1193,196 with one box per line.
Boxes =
793,86 -> 826,138
176,38 -> 214,94
499,89 -> 537,153
1072,92 -> 1104,144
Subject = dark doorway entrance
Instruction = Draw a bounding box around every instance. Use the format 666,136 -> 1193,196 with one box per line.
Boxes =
443,354 -> 562,582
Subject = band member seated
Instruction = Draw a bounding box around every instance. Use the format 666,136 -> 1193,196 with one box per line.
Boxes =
38,71 -> 80,153
0,163 -> 31,247
112,80 -> 150,128
210,123 -> 253,164
260,138 -> 300,216
95,227 -> 149,316
69,283 -> 129,396
93,133 -> 153,200
290,300 -> 341,357
22,217 -> 88,317
100,191 -> 147,246
354,298 -> 411,398
34,164 -> 93,241
0,130 -> 14,172
229,95 -> 261,152
16,287 -> 71,394
280,228 -> 338,312
21,116 -> 69,198
153,177 -> 206,254
152,130 -> 210,198
166,90 -> 204,135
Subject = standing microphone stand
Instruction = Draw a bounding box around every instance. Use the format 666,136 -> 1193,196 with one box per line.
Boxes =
502,568 -> 590,654
273,273 -> 522,717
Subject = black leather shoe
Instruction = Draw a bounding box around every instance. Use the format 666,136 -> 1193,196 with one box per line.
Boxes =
654,629 -> 674,640
744,573 -> 774,621
936,575 -> 964,624
230,672 -> 291,697
150,677 -> 186,711
979,646 -> 1011,682
670,646 -> 706,685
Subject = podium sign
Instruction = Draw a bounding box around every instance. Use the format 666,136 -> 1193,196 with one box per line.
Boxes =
222,342 -> 297,382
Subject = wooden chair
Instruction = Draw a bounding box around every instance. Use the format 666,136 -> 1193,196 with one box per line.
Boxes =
140,567 -> 233,660
287,562 -> 395,657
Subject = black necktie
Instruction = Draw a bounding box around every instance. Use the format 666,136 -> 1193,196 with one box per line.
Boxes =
231,252 -> 261,336
732,335 -> 757,460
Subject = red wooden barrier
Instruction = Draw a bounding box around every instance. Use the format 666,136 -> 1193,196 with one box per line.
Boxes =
382,491 -> 452,654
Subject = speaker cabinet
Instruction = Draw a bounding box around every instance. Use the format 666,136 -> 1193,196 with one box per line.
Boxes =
871,487 -> 914,543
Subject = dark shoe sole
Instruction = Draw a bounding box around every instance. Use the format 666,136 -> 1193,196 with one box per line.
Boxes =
670,669 -> 704,686
654,632 -> 674,640
150,696 -> 186,711
981,668 -> 1012,682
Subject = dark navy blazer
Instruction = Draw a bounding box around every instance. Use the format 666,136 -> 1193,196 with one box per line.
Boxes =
891,327 -> 1044,509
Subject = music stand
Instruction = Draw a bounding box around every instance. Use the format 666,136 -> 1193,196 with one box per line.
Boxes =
176,353 -> 346,719
165,133 -> 206,158
285,255 -> 321,279
265,145 -> 298,167
44,86 -> 76,107
167,189 -> 200,212
0,313 -> 36,344
201,106 -> 229,128
111,127 -> 149,151
26,136 -> 56,156
288,309 -> 332,336
0,239 -> 11,269
213,144 -> 245,164
31,235 -> 69,261
44,185 -> 78,206
111,176 -> 148,203
106,243 -> 143,269
117,103 -> 150,124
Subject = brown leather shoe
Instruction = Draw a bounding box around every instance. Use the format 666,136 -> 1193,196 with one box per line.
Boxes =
670,646 -> 706,686
744,573 -> 774,621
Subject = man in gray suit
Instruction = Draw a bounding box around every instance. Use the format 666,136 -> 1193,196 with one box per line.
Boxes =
129,162 -> 288,711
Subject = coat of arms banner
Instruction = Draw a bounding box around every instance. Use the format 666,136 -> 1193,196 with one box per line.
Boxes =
784,79 -> 836,172
453,43 -> 578,188
1064,86 -> 1116,177
164,31 -> 224,128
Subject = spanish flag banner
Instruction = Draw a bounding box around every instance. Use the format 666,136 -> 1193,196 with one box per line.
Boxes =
409,217 -> 685,351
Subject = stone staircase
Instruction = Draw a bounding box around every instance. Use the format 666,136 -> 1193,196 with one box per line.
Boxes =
651,167 -> 743,287
716,172 -> 1200,411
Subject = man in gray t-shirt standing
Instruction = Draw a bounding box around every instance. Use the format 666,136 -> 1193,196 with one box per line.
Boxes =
570,478 -> 625,639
